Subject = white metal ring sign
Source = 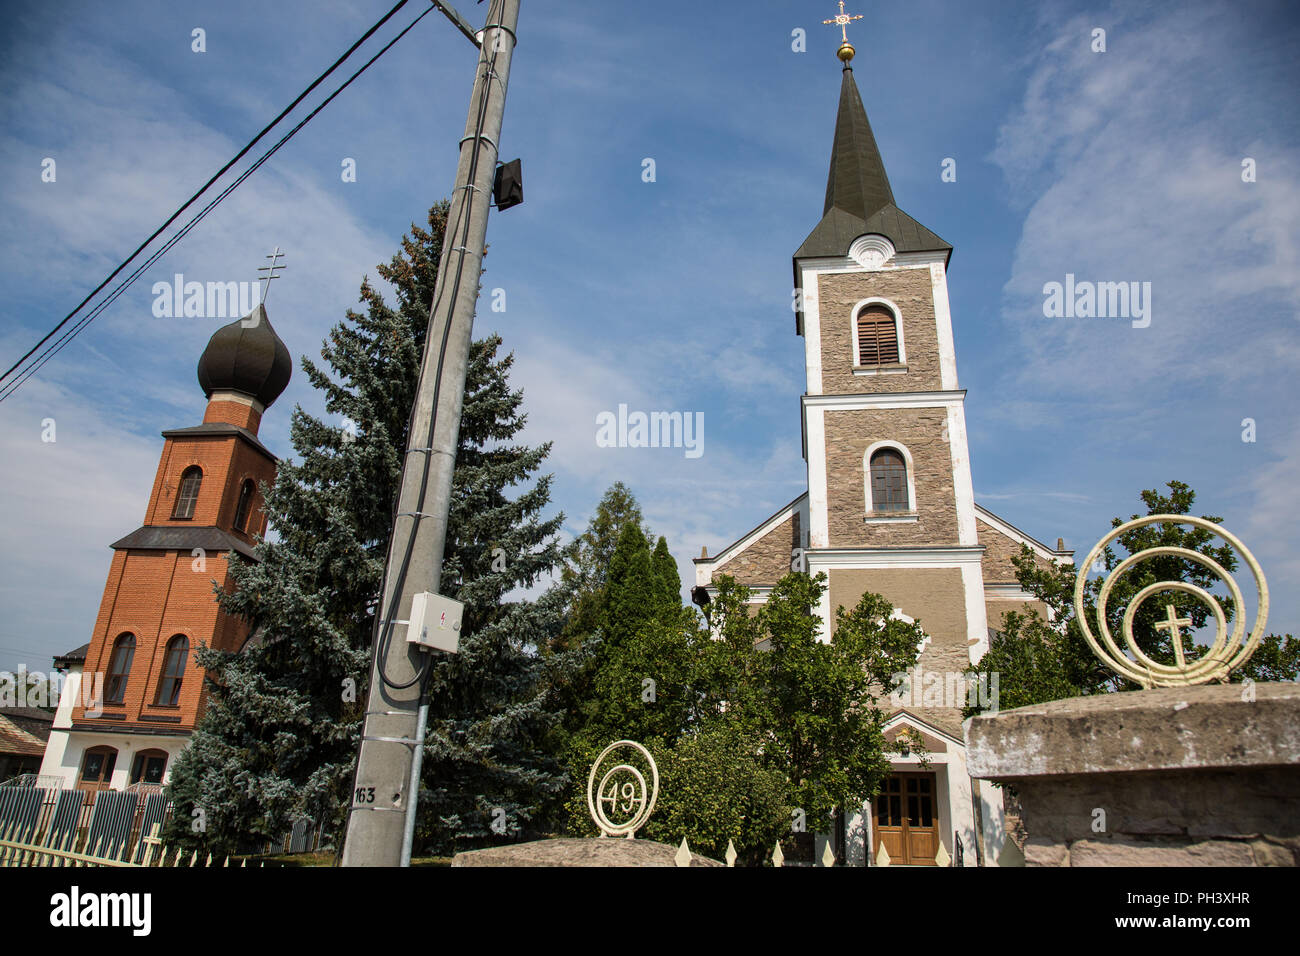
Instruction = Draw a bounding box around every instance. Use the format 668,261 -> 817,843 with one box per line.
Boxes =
586,740 -> 659,839
1073,514 -> 1269,687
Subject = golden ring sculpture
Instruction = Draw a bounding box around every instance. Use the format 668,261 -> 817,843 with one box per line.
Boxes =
1074,515 -> 1269,687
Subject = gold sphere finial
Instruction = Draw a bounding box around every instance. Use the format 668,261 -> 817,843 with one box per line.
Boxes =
824,3 -> 864,65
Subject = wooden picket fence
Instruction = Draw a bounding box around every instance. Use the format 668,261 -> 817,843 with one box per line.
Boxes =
0,820 -> 260,868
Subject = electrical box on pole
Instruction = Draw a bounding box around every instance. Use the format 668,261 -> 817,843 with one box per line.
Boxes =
407,591 -> 463,654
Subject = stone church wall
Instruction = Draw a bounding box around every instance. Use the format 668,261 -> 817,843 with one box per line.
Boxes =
816,268 -> 943,395
825,407 -> 957,548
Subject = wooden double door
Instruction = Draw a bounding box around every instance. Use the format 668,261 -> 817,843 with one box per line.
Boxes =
872,772 -> 940,865
77,746 -> 118,793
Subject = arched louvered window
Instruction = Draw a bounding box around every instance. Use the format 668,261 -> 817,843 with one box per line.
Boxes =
105,633 -> 136,704
856,305 -> 900,366
155,635 -> 189,707
172,466 -> 202,519
232,479 -> 256,533
869,449 -> 909,512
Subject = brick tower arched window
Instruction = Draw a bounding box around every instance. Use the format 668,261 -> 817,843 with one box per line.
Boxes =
172,466 -> 202,519
155,635 -> 189,707
869,448 -> 909,512
105,633 -> 135,704
232,478 -> 256,533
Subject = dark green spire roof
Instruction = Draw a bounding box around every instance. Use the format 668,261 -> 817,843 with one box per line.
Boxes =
823,65 -> 895,221
794,66 -> 951,261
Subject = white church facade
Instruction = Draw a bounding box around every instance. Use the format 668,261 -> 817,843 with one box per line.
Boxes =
694,44 -> 1072,866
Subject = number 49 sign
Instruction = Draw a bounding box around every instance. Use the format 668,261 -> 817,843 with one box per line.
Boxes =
585,740 -> 659,839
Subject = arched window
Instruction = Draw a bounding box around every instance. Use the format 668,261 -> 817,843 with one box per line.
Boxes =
855,304 -> 900,366
79,746 -> 118,793
105,633 -> 135,704
869,449 -> 909,512
130,748 -> 168,786
155,635 -> 189,707
232,479 -> 256,533
172,466 -> 202,519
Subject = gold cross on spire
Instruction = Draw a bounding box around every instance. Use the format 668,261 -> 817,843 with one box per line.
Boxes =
823,1 -> 863,63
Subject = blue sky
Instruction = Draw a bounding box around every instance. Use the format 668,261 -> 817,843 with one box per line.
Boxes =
0,0 -> 1296,674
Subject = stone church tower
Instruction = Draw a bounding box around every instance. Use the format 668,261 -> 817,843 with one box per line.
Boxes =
40,306 -> 291,793
695,47 -> 1071,866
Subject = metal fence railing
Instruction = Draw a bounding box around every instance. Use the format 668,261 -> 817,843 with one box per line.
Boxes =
0,783 -> 177,865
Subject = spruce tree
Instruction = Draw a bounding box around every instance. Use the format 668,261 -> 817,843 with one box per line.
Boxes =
413,335 -> 569,854
165,204 -> 569,854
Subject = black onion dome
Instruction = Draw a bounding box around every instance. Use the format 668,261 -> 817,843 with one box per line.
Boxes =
196,304 -> 292,408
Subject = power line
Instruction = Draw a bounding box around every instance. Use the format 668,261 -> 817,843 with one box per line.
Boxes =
0,4 -> 435,404
0,3 -> 436,405
0,0 -> 416,395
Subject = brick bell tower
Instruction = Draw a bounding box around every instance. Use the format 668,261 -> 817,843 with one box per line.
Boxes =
42,305 -> 292,793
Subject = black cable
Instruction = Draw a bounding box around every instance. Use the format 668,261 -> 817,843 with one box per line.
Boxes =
1,0 -> 412,387
373,1 -> 506,690
373,42 -> 496,688
0,2 -> 433,405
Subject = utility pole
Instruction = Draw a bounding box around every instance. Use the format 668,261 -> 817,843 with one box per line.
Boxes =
342,0 -> 519,867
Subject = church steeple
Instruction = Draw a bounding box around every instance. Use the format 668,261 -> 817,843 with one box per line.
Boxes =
794,60 -> 951,263
823,65 -> 895,224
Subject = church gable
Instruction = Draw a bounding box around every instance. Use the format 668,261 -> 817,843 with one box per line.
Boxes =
884,705 -> 967,749
977,505 -> 1074,629
883,711 -> 959,754
975,505 -> 1070,583
696,494 -> 806,590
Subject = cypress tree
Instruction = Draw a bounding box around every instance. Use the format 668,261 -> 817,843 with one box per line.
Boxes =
651,535 -> 682,617
553,481 -> 648,652
603,522 -> 656,649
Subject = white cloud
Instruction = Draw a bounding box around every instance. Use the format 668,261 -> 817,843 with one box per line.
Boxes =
0,378 -> 160,672
986,0 -> 1300,633
1241,422 -> 1300,632
992,5 -> 1300,400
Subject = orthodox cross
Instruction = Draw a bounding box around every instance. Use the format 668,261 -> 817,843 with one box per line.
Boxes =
257,246 -> 286,305
1154,603 -> 1194,668
823,1 -> 864,45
